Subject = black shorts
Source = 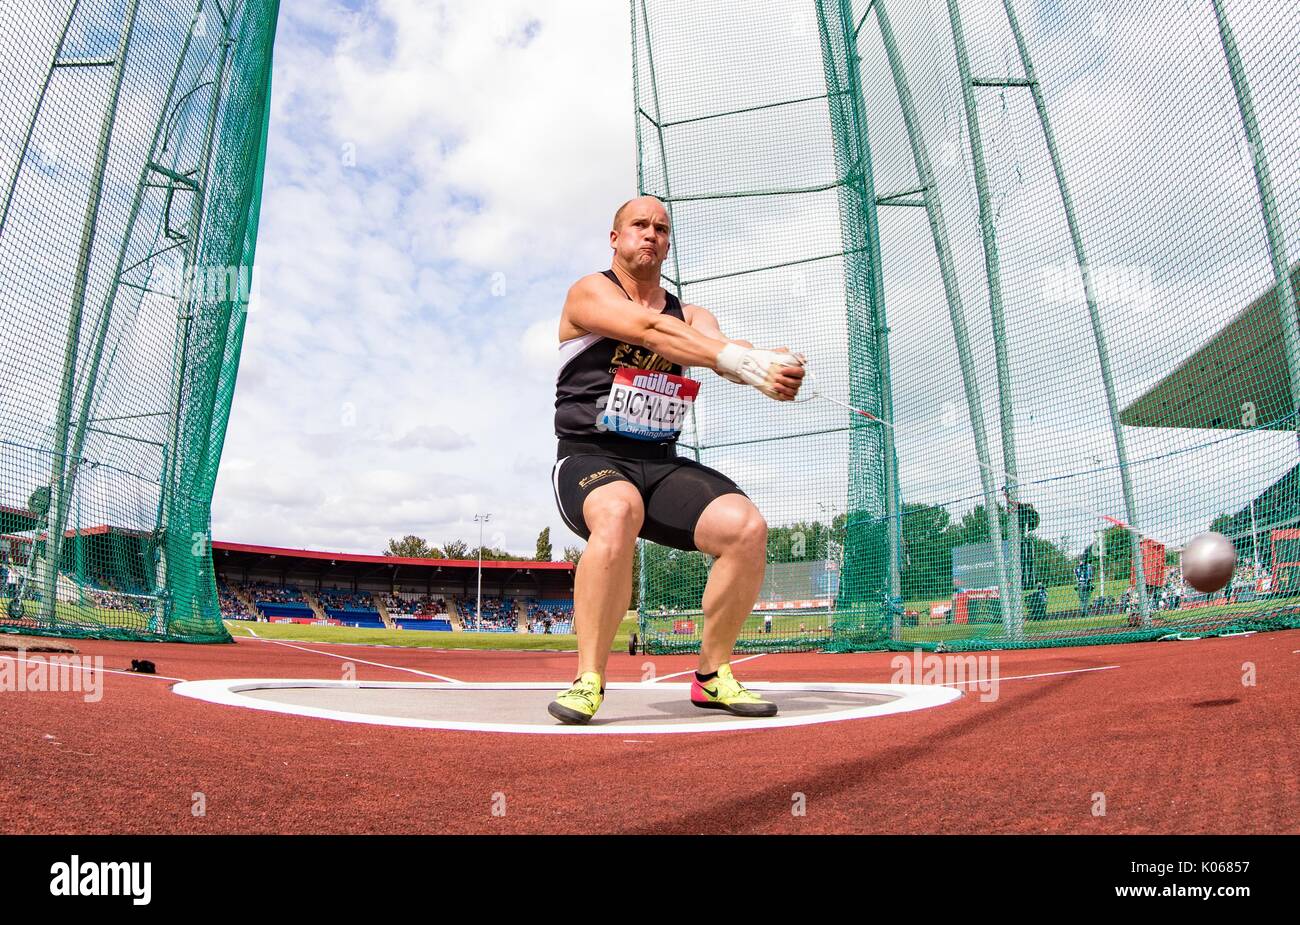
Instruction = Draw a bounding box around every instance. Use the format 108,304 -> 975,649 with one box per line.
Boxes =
551,437 -> 747,552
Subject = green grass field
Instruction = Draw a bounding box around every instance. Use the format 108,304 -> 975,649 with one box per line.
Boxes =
891,590 -> 1300,643
645,585 -> 1300,648
224,590 -> 1299,656
644,610 -> 836,634
902,581 -> 1143,618
1,596 -> 154,631
6,584 -> 1296,654
224,614 -> 640,652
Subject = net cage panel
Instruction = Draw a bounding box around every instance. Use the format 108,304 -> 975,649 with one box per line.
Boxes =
0,0 -> 279,641
632,0 -> 1300,652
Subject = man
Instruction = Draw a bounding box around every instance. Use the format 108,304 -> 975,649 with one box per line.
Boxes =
1074,555 -> 1094,611
548,195 -> 805,724
1030,581 -> 1048,621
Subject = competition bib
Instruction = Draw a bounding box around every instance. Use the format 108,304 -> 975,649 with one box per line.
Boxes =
596,368 -> 699,441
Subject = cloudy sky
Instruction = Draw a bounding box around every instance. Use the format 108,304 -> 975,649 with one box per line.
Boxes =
213,0 -> 638,556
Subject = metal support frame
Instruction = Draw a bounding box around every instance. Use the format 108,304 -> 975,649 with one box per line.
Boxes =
997,0 -> 1151,626
864,0 -> 1020,638
817,0 -> 903,629
1211,0 -> 1300,459
945,0 -> 1026,631
42,1 -> 237,629
40,0 -> 145,622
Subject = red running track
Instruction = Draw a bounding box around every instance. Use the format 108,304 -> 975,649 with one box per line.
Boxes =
1,629 -> 1297,834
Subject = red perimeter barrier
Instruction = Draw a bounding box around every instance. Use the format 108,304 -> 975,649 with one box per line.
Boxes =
1132,538 -> 1167,587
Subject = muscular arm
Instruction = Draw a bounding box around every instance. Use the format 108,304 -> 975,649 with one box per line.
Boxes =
562,274 -> 805,399
683,304 -> 752,357
561,274 -> 733,371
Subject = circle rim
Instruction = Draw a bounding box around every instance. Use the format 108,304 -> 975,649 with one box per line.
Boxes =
172,678 -> 962,735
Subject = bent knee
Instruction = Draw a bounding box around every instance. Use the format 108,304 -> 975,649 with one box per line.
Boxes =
701,498 -> 767,554
734,509 -> 768,550
584,487 -> 644,538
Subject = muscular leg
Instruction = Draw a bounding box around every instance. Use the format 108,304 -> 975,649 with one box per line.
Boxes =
692,494 -> 767,674
573,480 -> 644,679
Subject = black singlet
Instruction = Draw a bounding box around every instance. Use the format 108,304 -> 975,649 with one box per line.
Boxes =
553,270 -> 686,444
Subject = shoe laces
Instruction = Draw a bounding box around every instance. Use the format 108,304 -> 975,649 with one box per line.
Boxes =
706,670 -> 762,702
564,676 -> 601,707
565,687 -> 597,709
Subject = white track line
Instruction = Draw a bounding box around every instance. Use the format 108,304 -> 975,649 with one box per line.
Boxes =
0,653 -> 186,683
649,652 -> 766,683
940,664 -> 1120,687
231,632 -> 483,652
246,637 -> 463,683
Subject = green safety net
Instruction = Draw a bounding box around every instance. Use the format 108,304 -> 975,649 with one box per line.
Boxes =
631,0 -> 1300,653
0,0 -> 280,642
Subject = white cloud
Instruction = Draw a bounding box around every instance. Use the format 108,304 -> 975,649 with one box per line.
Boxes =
388,423 -> 473,451
211,0 -> 637,556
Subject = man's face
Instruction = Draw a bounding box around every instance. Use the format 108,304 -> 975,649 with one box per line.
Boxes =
611,200 -> 670,272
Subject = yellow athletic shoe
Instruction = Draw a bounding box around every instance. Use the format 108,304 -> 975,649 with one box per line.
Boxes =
690,663 -> 777,717
548,671 -> 604,725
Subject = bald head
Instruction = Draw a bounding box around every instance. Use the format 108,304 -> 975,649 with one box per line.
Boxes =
613,195 -> 669,232
609,195 -> 671,279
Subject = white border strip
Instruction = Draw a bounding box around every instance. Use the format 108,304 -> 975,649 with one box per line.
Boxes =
650,653 -> 766,683
941,664 -> 1120,687
551,457 -> 582,535
171,679 -> 961,735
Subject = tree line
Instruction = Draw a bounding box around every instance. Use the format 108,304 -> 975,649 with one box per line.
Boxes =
385,499 -> 1213,609
382,527 -> 564,562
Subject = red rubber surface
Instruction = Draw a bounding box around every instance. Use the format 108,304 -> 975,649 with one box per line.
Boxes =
1,630 -> 1296,833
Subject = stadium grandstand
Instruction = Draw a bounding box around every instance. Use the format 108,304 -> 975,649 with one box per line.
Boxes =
526,599 -> 575,634
212,541 -> 575,634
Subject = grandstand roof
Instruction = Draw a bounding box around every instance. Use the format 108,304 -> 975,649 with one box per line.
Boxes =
0,504 -> 37,534
1218,462 -> 1300,539
0,518 -> 151,540
211,540 -> 574,571
1121,263 -> 1300,430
